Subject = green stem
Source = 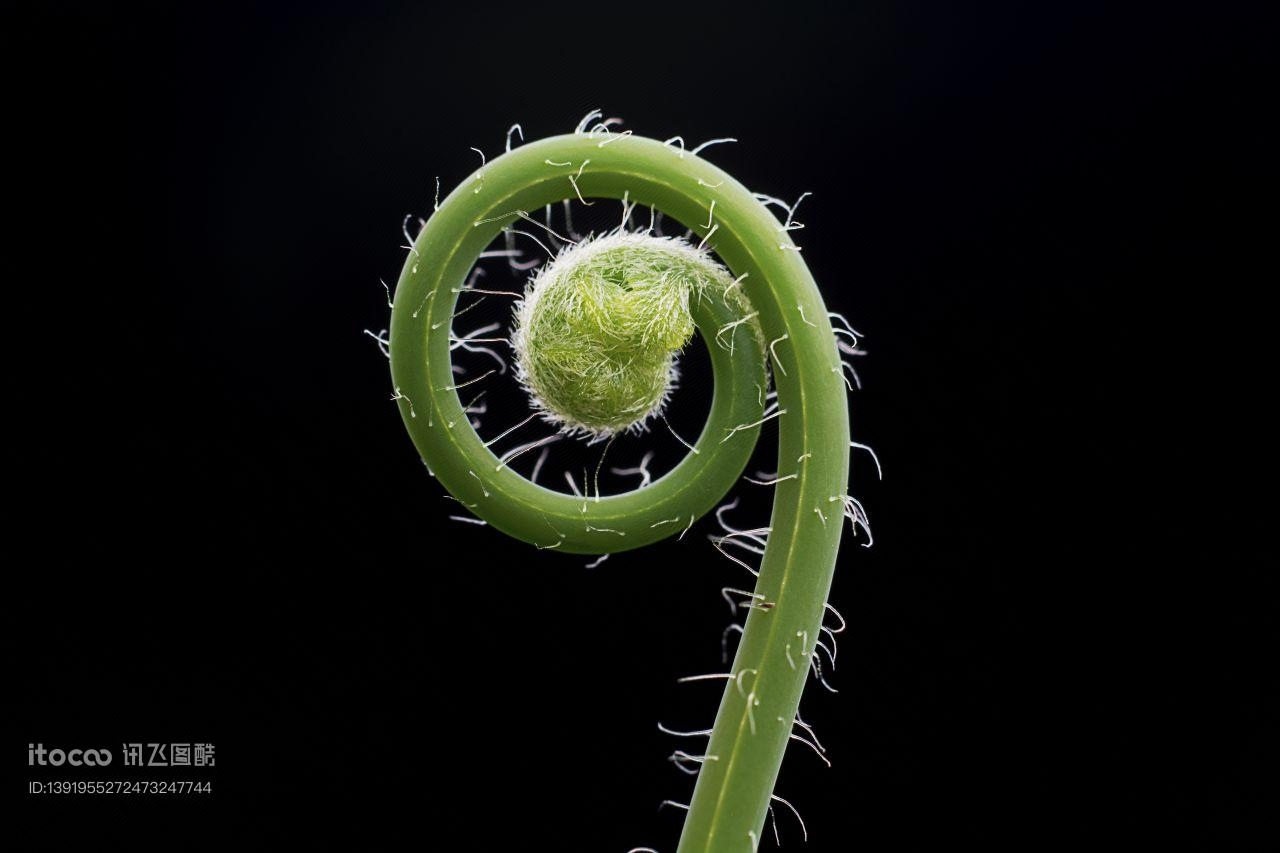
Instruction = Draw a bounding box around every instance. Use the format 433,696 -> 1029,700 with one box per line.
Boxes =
390,134 -> 849,851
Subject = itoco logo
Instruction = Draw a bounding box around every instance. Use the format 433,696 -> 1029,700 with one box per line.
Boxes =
28,744 -> 113,766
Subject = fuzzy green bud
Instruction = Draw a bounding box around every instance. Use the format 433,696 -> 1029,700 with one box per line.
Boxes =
511,231 -> 743,436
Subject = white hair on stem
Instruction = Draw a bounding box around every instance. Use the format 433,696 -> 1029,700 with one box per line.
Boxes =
835,494 -> 874,547
462,390 -> 487,416
721,587 -> 766,613
574,109 -> 603,134
477,248 -> 523,259
790,730 -> 832,767
722,272 -> 748,307
711,537 -> 760,578
610,450 -> 656,489
712,529 -> 769,556
828,310 -> 864,338
838,358 -> 863,391
744,472 -> 797,486
363,328 -> 390,358
568,159 -> 594,206
668,750 -> 719,776
576,108 -> 604,133
768,333 -> 790,376
714,499 -> 773,541
400,214 -> 420,258
504,227 -> 557,260
714,497 -> 742,533
440,368 -> 495,392
530,446 -> 550,484
514,209 -> 576,246
618,192 -> 637,231
659,413 -> 700,455
771,794 -> 808,843
784,191 -> 811,228
483,412 -> 540,448
820,624 -> 839,665
586,117 -> 624,137
851,440 -> 883,479
561,199 -> 580,240
596,129 -> 633,148
495,435 -> 561,472
505,123 -> 523,152
676,672 -> 734,684
824,601 -> 847,633
657,722 -> 713,737
691,137 -> 737,156
721,623 -> 743,663
696,223 -> 718,252
450,323 -> 508,374
715,312 -> 759,355
814,636 -> 836,671
722,409 -> 785,444
723,527 -> 771,551
793,710 -> 826,754
390,386 -> 415,418
810,649 -> 838,694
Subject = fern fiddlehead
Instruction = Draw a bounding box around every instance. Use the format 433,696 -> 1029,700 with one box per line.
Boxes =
389,130 -> 851,851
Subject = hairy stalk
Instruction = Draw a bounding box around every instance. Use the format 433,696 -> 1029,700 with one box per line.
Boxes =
389,133 -> 849,852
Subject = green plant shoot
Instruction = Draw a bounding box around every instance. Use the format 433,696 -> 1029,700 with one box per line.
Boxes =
389,129 -> 853,852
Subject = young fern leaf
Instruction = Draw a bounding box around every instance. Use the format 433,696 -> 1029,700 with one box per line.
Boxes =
389,133 -> 850,852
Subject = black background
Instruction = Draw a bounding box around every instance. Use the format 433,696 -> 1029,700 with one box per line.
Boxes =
13,1 -> 1268,848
